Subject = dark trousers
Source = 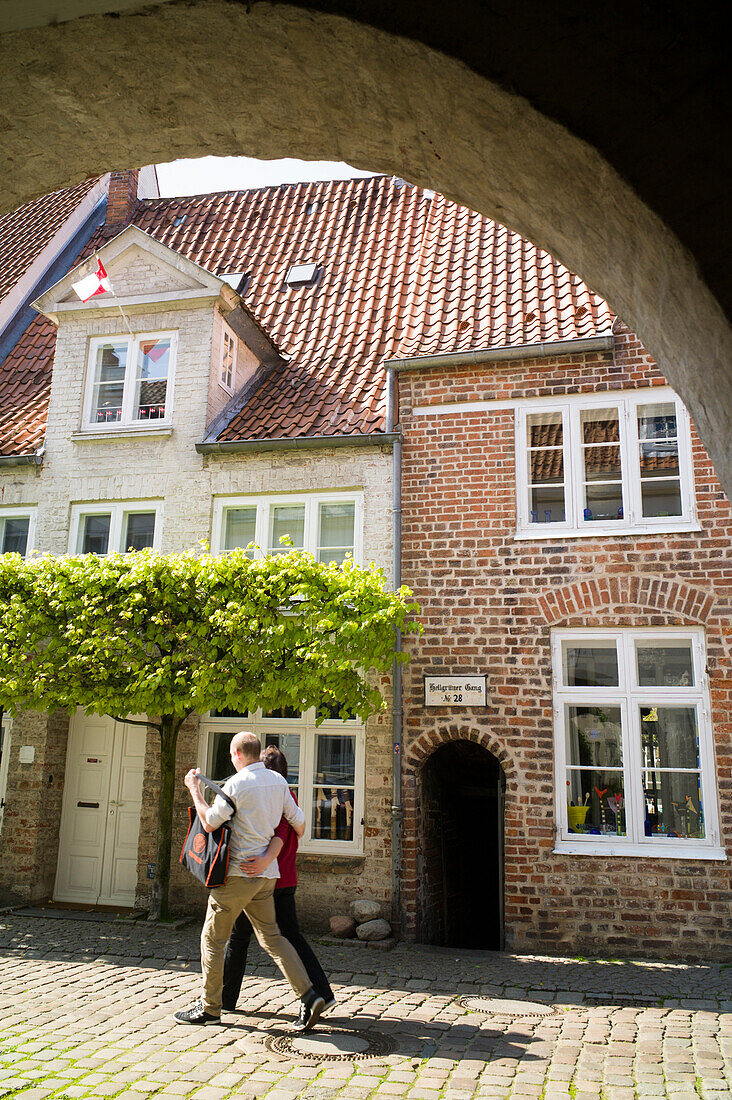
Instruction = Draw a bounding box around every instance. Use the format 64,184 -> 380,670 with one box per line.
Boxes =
222,885 -> 333,1007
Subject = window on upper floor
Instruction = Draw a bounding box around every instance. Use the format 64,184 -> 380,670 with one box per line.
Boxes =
0,508 -> 36,557
199,703 -> 364,854
515,390 -> 697,537
220,328 -> 235,393
212,492 -> 362,564
552,628 -> 724,859
69,501 -> 161,554
83,332 -> 176,430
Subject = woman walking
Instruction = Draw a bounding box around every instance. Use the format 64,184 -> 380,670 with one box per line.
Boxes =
222,745 -> 335,1017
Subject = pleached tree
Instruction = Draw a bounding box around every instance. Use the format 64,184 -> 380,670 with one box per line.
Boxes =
0,547 -> 419,919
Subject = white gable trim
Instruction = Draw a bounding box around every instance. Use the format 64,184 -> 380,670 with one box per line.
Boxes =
32,224 -> 232,322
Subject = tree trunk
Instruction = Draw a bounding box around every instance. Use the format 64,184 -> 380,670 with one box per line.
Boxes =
148,715 -> 180,921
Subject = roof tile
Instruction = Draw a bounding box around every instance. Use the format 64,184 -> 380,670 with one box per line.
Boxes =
0,176 -> 615,454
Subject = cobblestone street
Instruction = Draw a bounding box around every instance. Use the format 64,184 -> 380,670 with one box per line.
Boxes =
1,912 -> 730,1100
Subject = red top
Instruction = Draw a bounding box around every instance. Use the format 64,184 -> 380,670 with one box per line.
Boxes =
274,793 -> 298,889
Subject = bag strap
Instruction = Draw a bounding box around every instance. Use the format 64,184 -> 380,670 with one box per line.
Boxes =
197,773 -> 237,816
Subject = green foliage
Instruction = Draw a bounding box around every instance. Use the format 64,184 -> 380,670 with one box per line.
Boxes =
0,547 -> 420,727
0,546 -> 419,919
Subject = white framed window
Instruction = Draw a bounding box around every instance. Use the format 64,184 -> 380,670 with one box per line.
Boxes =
198,706 -> 364,854
552,628 -> 724,859
0,507 -> 36,557
69,501 -> 162,555
212,491 -> 363,565
515,388 -> 697,537
82,331 -> 177,430
220,328 -> 236,393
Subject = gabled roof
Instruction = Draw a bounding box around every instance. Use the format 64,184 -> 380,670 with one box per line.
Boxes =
0,175 -> 616,456
33,223 -> 268,320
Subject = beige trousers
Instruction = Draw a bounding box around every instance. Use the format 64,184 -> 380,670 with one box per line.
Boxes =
200,875 -> 311,1016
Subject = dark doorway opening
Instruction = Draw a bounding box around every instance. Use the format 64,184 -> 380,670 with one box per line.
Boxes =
417,740 -> 504,949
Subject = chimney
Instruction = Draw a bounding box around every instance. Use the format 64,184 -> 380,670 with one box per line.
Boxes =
104,169 -> 139,236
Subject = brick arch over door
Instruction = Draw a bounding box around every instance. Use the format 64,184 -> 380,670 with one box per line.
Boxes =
0,5 -> 731,501
537,576 -> 715,628
401,726 -> 516,941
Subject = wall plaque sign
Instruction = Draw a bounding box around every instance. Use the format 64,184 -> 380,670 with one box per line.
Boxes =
424,675 -> 486,706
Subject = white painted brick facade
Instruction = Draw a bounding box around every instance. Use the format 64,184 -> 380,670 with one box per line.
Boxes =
0,245 -> 396,923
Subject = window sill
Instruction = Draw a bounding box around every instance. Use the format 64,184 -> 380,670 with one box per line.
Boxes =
72,427 -> 173,442
554,841 -> 726,861
515,522 -> 701,541
297,854 -> 365,873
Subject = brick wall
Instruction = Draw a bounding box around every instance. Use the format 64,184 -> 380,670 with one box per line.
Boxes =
398,325 -> 732,960
105,170 -> 139,237
0,709 -> 70,905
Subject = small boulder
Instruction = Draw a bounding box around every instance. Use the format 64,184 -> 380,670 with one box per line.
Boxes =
329,915 -> 357,938
350,899 -> 381,923
356,918 -> 392,941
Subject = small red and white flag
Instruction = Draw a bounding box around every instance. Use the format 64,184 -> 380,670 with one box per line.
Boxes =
72,258 -> 111,302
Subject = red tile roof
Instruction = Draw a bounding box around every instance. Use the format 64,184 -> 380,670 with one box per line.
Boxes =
0,178 -> 101,307
0,175 -> 616,455
0,314 -> 55,456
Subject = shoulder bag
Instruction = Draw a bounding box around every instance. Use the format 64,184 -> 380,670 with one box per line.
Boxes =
180,774 -> 236,888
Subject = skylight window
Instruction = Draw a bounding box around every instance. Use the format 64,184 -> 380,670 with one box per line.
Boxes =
220,271 -> 251,293
285,262 -> 319,286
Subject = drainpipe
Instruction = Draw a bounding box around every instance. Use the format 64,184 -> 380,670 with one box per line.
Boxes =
386,368 -> 403,934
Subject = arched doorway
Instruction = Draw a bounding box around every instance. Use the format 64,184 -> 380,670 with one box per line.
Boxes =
417,740 -> 505,950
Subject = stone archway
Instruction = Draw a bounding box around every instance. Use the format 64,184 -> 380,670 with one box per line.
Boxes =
0,3 -> 731,500
403,727 -> 515,946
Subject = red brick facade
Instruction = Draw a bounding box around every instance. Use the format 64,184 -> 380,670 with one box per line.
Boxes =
397,324 -> 732,960
104,170 -> 139,236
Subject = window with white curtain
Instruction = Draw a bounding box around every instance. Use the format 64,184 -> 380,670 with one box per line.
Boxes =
552,628 -> 723,858
212,492 -> 362,564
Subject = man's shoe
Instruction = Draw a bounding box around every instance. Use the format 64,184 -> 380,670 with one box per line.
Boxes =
221,1001 -> 237,1012
173,1000 -> 221,1025
292,991 -> 326,1032
321,997 -> 337,1015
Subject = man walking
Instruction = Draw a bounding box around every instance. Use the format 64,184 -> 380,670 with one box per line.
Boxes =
173,731 -> 325,1030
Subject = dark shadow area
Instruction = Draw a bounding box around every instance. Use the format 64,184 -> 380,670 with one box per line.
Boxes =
1,913 -> 729,1013
418,740 -> 505,949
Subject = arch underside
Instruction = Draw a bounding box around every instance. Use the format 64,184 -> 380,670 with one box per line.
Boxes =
0,3 -> 730,500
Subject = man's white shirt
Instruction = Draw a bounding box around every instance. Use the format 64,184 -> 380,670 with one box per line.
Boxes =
205,762 -> 305,878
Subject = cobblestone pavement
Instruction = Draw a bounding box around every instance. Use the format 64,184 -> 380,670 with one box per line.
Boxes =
1,913 -> 730,1100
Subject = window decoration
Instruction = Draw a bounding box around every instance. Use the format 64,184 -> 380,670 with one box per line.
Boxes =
69,502 -> 161,555
552,629 -> 723,858
212,492 -> 362,565
516,390 -> 696,536
200,705 -> 364,853
83,332 -> 176,429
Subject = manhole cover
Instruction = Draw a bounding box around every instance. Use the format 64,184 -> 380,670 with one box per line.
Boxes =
459,996 -> 557,1017
265,1027 -> 395,1061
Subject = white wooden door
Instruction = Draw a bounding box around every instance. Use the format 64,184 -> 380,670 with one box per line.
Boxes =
55,711 -> 145,906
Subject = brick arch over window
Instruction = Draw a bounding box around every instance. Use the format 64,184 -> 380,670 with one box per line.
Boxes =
537,576 -> 714,627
